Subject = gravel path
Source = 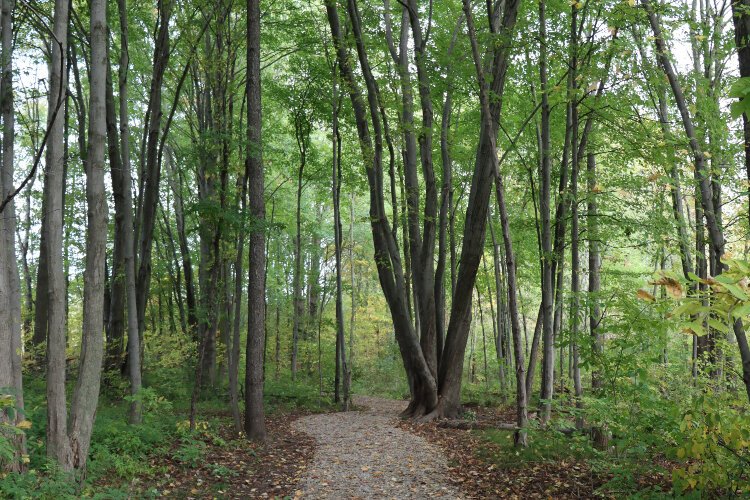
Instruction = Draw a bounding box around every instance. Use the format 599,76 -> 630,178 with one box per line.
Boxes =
293,396 -> 462,499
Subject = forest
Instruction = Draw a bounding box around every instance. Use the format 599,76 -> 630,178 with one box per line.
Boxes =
1,0 -> 750,497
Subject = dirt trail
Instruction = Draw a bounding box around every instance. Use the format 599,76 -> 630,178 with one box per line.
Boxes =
293,395 -> 462,499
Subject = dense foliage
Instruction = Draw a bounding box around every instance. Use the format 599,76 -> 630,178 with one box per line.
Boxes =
0,0 -> 749,496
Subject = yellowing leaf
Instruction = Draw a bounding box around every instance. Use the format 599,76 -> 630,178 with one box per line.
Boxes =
636,289 -> 656,303
16,420 -> 32,430
651,276 -> 684,298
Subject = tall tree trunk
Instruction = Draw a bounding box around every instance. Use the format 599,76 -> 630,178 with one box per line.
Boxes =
332,66 -> 349,408
244,0 -> 267,441
230,166 -> 248,432
118,0 -> 142,423
0,0 -> 26,471
488,214 -> 509,395
326,0 -> 438,417
587,152 -> 603,392
537,0 -> 554,423
136,0 -> 172,363
437,0 -> 521,418
44,0 -> 72,468
291,111 -> 308,380
67,0 -> 107,468
165,151 -> 197,333
107,53 -> 127,371
645,0 -> 750,401
569,27 -> 583,421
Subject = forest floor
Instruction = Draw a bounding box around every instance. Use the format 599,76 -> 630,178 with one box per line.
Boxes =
129,394 -> 670,498
294,395 -> 461,499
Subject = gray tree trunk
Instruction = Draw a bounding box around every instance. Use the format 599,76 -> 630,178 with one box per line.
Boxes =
0,0 -> 26,471
67,0 -> 107,468
537,0 -> 554,423
44,0 -> 72,468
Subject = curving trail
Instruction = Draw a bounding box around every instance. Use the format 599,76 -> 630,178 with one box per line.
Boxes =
293,396 -> 463,499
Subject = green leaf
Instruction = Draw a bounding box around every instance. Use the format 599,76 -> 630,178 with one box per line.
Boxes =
733,302 -> 750,319
723,282 -> 749,301
707,317 -> 730,333
670,300 -> 704,317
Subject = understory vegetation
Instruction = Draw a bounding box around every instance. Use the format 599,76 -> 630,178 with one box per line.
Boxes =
1,0 -> 750,497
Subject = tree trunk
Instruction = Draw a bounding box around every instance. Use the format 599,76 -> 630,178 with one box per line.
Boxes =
67,0 -> 107,468
244,0 -> 267,441
107,55 -> 127,370
537,0 -> 554,423
435,0 -> 522,419
230,166 -> 248,433
326,0 -> 438,417
44,0 -> 72,468
0,0 -> 26,471
165,151 -> 197,333
291,112 -> 307,380
136,0 -> 172,363
332,66 -> 349,408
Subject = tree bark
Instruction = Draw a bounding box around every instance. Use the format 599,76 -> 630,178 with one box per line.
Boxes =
0,0 -> 26,471
244,0 -> 267,441
44,0 -> 72,468
326,0 -> 438,417
136,0 -> 172,363
537,0 -> 554,423
67,0 -> 107,468
291,103 -> 309,381
437,0 -> 521,418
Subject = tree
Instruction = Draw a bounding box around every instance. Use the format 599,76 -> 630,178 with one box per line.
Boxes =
43,0 -> 72,467
244,0 -> 266,441
642,0 -> 750,401
0,0 -> 26,471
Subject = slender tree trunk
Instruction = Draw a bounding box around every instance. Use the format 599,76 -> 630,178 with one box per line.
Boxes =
586,151 -> 603,393
44,0 -> 72,468
67,0 -> 107,469
0,0 -> 26,471
291,124 -> 306,381
230,166 -> 248,433
537,0 -> 555,423
349,192 -> 356,385
107,54 -> 126,370
116,0 -> 141,422
136,0 -> 172,362
569,50 -> 583,425
645,0 -> 750,401
165,152 -> 197,333
332,66 -> 349,408
244,0 -> 267,441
